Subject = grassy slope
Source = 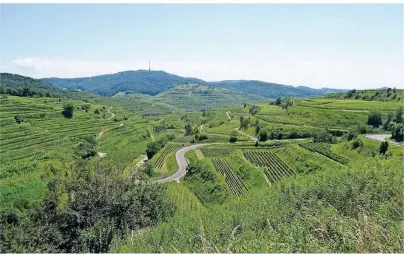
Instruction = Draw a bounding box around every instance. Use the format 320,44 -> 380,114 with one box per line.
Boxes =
117,138 -> 402,252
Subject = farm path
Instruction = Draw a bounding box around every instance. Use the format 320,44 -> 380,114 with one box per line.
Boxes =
106,106 -> 115,120
365,134 -> 404,147
235,127 -> 258,142
226,111 -> 232,120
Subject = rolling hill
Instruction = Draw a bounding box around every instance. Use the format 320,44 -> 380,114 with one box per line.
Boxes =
42,70 -> 345,98
43,70 -> 206,96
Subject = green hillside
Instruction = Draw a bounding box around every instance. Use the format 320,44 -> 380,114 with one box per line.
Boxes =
42,70 -> 344,98
326,87 -> 403,102
1,74 -> 403,253
120,84 -> 268,111
43,70 -> 206,96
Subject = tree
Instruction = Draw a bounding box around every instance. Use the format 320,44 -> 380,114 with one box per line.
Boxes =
383,112 -> 394,130
313,130 -> 336,143
379,141 -> 389,155
0,163 -> 174,253
367,111 -> 382,128
395,106 -> 403,123
258,128 -> 268,141
255,124 -> 261,135
14,115 -> 23,124
146,140 -> 166,159
184,123 -> 193,136
229,130 -> 238,143
75,136 -> 97,158
391,123 -> 404,142
275,97 -> 282,105
239,116 -> 249,130
62,102 -> 74,118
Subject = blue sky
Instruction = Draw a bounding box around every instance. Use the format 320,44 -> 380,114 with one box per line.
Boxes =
1,4 -> 403,89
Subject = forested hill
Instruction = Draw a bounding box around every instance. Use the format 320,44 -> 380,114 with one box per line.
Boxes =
43,70 -> 206,96
0,73 -> 69,97
209,80 -> 346,98
326,88 -> 403,102
0,73 -> 97,99
42,70 -> 344,98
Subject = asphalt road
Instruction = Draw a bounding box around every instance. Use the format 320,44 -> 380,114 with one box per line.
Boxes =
155,143 -> 210,183
365,134 -> 404,147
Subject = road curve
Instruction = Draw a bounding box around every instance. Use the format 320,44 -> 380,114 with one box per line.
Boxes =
155,143 -> 210,183
365,134 -> 404,147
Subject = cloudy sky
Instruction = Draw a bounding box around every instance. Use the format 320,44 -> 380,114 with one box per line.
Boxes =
1,4 -> 403,89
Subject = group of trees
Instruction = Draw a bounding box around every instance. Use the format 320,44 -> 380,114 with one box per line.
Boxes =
239,116 -> 250,130
367,106 -> 403,141
270,97 -> 294,109
61,102 -> 74,118
145,134 -> 175,159
75,136 -> 97,159
328,87 -> 402,102
0,163 -> 174,253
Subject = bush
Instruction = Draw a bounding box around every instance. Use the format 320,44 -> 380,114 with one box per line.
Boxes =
379,141 -> 389,155
62,102 -> 74,118
313,130 -> 336,143
75,136 -> 97,158
14,115 -> 23,124
258,129 -> 268,141
0,163 -> 174,253
351,138 -> 363,149
367,111 -> 382,128
391,123 -> 404,142
146,140 -> 166,159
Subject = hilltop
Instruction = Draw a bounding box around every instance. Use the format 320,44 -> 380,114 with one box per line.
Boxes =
42,70 -> 345,98
326,87 -> 403,102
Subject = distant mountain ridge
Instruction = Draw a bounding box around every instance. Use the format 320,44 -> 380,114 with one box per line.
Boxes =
42,70 -> 345,98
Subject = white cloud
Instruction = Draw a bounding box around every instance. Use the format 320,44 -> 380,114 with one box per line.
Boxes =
6,57 -> 404,89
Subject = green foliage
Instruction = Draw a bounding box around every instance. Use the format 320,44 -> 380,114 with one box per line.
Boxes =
379,141 -> 389,155
120,148 -> 403,252
395,106 -> 403,123
13,115 -> 23,124
351,138 -> 363,149
42,70 -> 342,98
313,130 -> 336,143
326,88 -> 403,102
248,105 -> 260,115
367,111 -> 382,128
62,102 -> 75,118
75,135 -> 97,159
185,159 -> 229,204
0,163 -> 174,252
258,128 -> 268,141
391,123 -> 403,142
229,130 -> 238,143
239,115 -> 249,130
146,140 -> 166,159
184,122 -> 193,136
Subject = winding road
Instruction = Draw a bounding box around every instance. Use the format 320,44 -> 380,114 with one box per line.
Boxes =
155,143 -> 211,183
364,134 -> 404,147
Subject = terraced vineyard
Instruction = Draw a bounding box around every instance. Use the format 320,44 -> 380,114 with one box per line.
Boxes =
0,96 -> 115,177
150,142 -> 185,169
212,158 -> 247,196
299,142 -> 349,164
243,150 -> 295,183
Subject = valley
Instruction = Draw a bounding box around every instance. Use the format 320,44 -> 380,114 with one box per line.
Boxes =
0,73 -> 403,253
